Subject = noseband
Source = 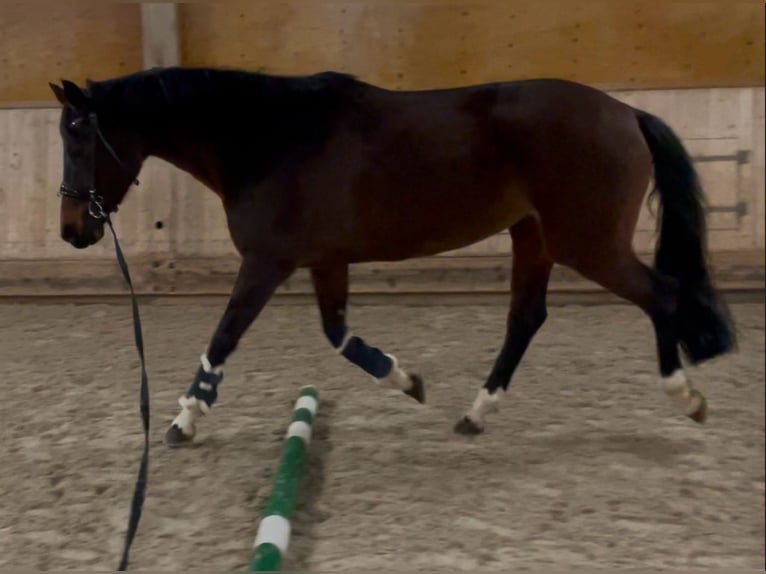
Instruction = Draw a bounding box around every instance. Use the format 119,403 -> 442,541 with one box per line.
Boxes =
57,111 -> 140,221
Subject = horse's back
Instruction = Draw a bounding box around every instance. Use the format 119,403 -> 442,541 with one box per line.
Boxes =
276,76 -> 652,265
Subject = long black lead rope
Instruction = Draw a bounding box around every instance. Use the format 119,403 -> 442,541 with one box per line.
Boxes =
56,109 -> 148,569
105,217 -> 150,571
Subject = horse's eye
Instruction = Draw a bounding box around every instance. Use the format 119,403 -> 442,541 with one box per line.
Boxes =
69,118 -> 83,129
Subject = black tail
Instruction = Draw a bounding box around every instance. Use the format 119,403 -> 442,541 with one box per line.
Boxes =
636,109 -> 736,364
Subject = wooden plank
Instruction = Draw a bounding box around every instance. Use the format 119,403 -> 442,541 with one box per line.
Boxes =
141,3 -> 180,69
1,1 -> 762,104
1,87 -> 762,294
754,88 -> 766,249
0,3 -> 143,102
179,1 -> 764,91
0,109 -> 180,261
0,251 -> 761,299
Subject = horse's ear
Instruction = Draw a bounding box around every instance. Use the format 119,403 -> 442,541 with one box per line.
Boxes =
49,82 -> 67,106
61,79 -> 92,111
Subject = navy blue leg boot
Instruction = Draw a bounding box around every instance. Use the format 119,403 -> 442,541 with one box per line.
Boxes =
165,355 -> 224,447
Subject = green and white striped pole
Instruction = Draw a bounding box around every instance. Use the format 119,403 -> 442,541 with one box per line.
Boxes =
249,385 -> 319,571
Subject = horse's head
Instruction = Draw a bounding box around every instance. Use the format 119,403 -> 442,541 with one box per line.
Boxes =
49,80 -> 143,249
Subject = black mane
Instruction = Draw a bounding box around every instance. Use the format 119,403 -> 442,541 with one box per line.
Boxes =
86,66 -> 361,124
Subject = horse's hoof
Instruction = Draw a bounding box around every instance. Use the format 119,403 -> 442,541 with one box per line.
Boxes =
688,390 -> 708,424
454,415 -> 484,436
404,374 -> 426,404
164,424 -> 195,448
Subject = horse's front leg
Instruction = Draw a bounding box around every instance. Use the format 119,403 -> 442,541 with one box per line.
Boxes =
165,255 -> 295,447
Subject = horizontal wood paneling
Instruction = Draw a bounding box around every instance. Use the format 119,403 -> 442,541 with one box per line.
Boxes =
180,0 -> 764,90
0,108 -> 175,260
0,87 -> 763,296
3,1 -> 761,104
755,87 -> 765,250
0,3 -> 143,103
0,251 -> 761,299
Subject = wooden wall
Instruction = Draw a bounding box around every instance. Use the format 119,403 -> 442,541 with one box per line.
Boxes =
0,87 -> 762,296
0,3 -> 143,103
180,1 -> 764,90
0,2 -> 762,296
1,1 -> 763,104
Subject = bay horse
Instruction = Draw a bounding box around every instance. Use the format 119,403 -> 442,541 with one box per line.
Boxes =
49,67 -> 735,444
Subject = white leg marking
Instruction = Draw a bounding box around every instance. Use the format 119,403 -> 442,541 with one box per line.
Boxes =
171,395 -> 209,437
200,353 -> 223,375
661,370 -> 702,416
170,352 -> 222,438
335,330 -> 354,355
466,388 -> 504,426
375,353 -> 413,391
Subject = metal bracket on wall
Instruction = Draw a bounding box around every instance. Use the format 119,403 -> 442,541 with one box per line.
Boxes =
692,149 -> 751,164
736,149 -> 750,165
707,201 -> 748,219
688,148 -> 751,226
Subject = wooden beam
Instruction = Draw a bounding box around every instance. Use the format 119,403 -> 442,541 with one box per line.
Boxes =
141,3 -> 179,69
0,251 -> 762,299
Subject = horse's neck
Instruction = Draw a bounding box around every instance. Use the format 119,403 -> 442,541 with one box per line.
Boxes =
145,129 -> 226,195
134,87 -> 315,197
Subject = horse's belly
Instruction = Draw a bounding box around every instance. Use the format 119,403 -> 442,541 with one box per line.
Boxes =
357,183 -> 534,261
411,199 -> 533,257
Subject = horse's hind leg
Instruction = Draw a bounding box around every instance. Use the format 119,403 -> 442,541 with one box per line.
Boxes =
455,216 -> 553,435
576,252 -> 707,422
310,264 -> 425,403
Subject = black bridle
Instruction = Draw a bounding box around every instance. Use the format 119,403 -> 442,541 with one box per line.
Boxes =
57,111 -> 149,571
57,112 -> 140,220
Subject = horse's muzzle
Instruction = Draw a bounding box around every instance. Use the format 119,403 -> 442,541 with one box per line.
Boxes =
61,222 -> 104,249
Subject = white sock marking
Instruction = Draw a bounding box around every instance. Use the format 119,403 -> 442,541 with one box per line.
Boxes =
335,330 -> 354,355
661,370 -> 701,416
375,353 -> 413,391
169,354 -> 222,438
467,388 -> 504,425
200,353 -> 223,375
171,394 -> 209,437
